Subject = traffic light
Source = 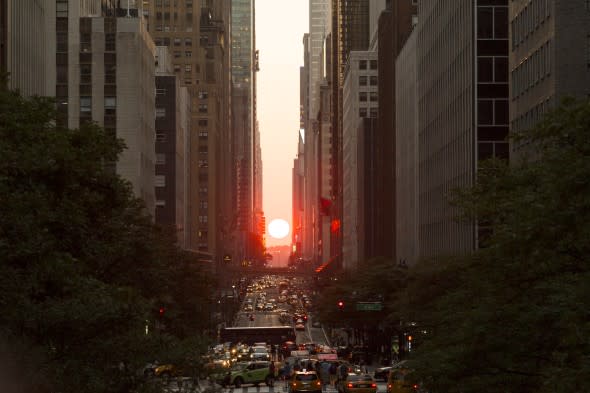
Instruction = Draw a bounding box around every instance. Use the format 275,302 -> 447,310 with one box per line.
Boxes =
159,307 -> 166,316
337,300 -> 344,310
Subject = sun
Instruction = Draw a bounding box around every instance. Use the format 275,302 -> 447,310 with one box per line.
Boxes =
268,219 -> 290,239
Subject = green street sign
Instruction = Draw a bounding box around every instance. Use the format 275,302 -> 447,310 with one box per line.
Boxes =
356,302 -> 383,311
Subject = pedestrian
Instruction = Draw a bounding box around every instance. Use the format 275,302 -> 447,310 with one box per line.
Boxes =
268,361 -> 276,387
329,362 -> 337,386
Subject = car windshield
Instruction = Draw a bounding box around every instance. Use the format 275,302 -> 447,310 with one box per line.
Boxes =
295,374 -> 318,381
348,374 -> 372,382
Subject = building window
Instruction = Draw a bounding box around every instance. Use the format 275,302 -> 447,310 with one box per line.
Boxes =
185,51 -> 192,58
199,131 -> 208,138
185,38 -> 192,46
199,104 -> 208,113
359,76 -> 367,86
105,33 -> 116,51
156,132 -> 166,142
156,200 -> 166,207
156,154 -> 166,165
198,119 -> 208,127
155,175 -> 166,187
80,97 -> 91,112
104,97 -> 116,109
359,60 -> 367,70
369,60 -> 377,70
359,92 -> 367,102
174,64 -> 181,72
56,0 -> 68,17
359,107 -> 367,117
174,51 -> 181,58
369,107 -> 378,118
370,75 -> 378,86
477,7 -> 494,39
185,64 -> 192,72
156,88 -> 167,96
369,91 -> 378,102
174,37 -> 181,46
198,159 -> 208,167
156,108 -> 166,118
198,90 -> 208,99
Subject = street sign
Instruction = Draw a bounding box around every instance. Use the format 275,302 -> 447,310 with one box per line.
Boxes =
356,302 -> 383,311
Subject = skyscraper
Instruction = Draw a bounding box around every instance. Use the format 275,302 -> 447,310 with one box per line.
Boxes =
416,0 -> 509,258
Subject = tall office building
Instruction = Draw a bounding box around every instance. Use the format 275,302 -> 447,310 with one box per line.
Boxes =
329,0 -> 369,269
509,0 -> 590,159
416,0 -> 509,258
2,0 -> 50,97
375,0 -> 417,263
231,0 -> 256,264
395,30 -> 418,266
154,46 -> 191,247
146,0 -> 232,264
342,51 -> 378,270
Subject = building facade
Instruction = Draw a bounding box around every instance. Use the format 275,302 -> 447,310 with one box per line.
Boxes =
416,0 -> 509,258
3,0 -> 50,97
155,46 -> 190,247
376,0 -> 417,263
342,51 -> 378,270
509,0 -> 590,159
395,30 -> 418,266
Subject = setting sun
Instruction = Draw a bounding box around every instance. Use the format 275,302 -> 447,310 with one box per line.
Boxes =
268,219 -> 290,239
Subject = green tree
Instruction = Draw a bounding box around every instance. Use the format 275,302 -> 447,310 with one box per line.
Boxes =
404,98 -> 590,393
0,87 -> 212,392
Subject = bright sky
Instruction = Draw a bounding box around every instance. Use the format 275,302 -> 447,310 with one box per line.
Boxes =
256,1 -> 309,247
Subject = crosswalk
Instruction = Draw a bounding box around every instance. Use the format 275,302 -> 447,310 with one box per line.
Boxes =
162,379 -> 386,393
218,382 -> 386,393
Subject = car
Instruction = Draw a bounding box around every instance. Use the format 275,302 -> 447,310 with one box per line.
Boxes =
373,366 -> 392,381
289,370 -> 322,393
223,361 -> 276,388
281,341 -> 298,357
337,373 -> 377,393
250,346 -> 270,361
386,362 -> 424,393
153,363 -> 182,378
295,322 -> 305,331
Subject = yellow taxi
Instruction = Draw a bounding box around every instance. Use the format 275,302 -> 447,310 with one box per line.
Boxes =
290,370 -> 323,393
338,373 -> 377,393
386,365 -> 421,393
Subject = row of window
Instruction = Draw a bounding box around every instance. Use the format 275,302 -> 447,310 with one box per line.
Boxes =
511,0 -> 551,50
154,37 -> 192,46
173,50 -> 192,58
359,91 -> 378,102
154,0 -> 193,7
359,75 -> 378,86
511,40 -> 551,99
511,96 -> 554,135
154,25 -> 192,33
155,12 -> 193,21
477,6 -> 508,40
359,107 -> 378,118
358,59 -> 378,70
79,97 -> 117,111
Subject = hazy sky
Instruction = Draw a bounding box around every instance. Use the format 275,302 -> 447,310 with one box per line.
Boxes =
256,1 -> 309,247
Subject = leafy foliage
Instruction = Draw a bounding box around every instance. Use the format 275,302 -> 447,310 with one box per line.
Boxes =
0,88 -> 213,392
404,98 -> 590,393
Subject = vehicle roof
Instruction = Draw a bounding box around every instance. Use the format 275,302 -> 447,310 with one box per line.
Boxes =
294,370 -> 317,374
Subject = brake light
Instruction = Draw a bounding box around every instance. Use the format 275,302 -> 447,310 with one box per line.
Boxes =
413,384 -> 419,390
316,381 -> 322,386
387,384 -> 392,389
292,383 -> 297,387
371,383 -> 377,388
348,383 -> 354,388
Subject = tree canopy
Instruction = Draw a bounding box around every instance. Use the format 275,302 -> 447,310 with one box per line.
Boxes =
0,87 -> 214,392
315,98 -> 590,392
